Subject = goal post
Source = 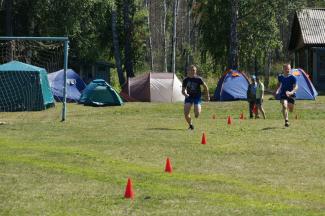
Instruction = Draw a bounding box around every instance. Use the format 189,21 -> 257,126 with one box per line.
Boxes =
0,36 -> 69,121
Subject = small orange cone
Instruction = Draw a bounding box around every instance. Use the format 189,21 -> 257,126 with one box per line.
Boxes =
240,112 -> 244,120
201,132 -> 207,144
124,178 -> 134,199
227,116 -> 232,125
165,157 -> 173,173
212,114 -> 216,119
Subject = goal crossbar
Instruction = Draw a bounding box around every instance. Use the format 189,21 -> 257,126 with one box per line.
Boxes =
0,36 -> 68,41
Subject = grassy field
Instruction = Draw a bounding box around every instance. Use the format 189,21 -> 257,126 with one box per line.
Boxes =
0,96 -> 324,215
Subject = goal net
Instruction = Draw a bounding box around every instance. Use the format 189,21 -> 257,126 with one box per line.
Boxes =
0,37 -> 68,121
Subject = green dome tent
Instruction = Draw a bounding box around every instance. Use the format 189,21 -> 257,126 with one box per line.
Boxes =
0,61 -> 54,111
79,79 -> 123,106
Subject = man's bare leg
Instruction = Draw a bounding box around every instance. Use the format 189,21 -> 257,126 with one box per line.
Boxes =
288,103 -> 294,113
257,105 -> 266,119
281,99 -> 289,126
194,104 -> 201,118
184,103 -> 193,129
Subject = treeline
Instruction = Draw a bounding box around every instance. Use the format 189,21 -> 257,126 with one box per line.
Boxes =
1,0 -> 325,87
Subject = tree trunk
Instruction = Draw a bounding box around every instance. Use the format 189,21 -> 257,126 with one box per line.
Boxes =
146,0 -> 154,71
111,9 -> 125,86
228,0 -> 239,70
264,51 -> 272,89
186,0 -> 193,73
163,0 -> 168,72
123,0 -> 135,78
5,0 -> 13,36
172,0 -> 179,74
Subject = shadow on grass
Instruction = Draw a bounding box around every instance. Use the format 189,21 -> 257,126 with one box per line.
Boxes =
261,127 -> 279,130
148,127 -> 185,131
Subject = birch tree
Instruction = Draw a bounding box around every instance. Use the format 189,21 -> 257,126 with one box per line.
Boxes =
172,0 -> 179,74
146,0 -> 154,71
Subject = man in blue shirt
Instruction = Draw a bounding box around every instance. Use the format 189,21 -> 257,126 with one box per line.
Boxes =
182,65 -> 210,130
275,63 -> 298,127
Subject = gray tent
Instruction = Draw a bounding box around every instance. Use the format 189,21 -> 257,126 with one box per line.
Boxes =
121,72 -> 184,102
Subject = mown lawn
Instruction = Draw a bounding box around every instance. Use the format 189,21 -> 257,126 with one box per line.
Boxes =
0,96 -> 324,215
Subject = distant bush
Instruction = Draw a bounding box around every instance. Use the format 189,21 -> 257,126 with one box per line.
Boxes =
268,76 -> 278,91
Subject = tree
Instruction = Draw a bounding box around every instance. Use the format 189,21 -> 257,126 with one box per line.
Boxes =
163,0 -> 168,72
111,8 -> 126,86
172,0 -> 179,74
4,0 -> 12,36
228,0 -> 239,70
123,0 -> 135,78
146,0 -> 154,71
194,0 -> 231,70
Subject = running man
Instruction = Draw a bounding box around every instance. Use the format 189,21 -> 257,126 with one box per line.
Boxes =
182,65 -> 210,130
275,63 -> 298,127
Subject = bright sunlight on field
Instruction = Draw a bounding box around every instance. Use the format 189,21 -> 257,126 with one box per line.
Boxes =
0,97 -> 324,215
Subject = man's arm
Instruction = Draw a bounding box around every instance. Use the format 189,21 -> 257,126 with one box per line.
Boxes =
274,82 -> 281,96
203,82 -> 210,101
286,84 -> 298,97
182,87 -> 189,97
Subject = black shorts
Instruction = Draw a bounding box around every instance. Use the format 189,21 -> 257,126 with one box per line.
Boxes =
256,98 -> 263,105
280,96 -> 295,104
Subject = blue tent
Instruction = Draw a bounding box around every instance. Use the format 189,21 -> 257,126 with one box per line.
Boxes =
276,68 -> 317,100
48,69 -> 86,102
214,70 -> 250,101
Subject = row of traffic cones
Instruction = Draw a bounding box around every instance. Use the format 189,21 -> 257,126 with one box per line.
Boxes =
125,131 -> 214,199
124,157 -> 173,199
125,113 -> 301,199
212,114 -> 243,123
213,113 -> 299,121
125,131 -> 216,199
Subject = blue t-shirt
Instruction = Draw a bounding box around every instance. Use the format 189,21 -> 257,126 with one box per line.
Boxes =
182,76 -> 204,98
278,74 -> 297,97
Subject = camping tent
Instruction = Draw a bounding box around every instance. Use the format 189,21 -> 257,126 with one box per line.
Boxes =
48,69 -> 86,102
276,68 -> 318,100
214,70 -> 250,101
121,72 -> 185,102
0,61 -> 54,111
290,68 -> 317,100
79,79 -> 123,106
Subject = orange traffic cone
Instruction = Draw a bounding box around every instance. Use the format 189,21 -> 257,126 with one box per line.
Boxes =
240,112 -> 244,120
227,116 -> 232,125
165,157 -> 173,173
201,132 -> 207,145
124,178 -> 134,199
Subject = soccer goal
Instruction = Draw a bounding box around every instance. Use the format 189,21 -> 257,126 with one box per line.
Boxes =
0,37 -> 69,121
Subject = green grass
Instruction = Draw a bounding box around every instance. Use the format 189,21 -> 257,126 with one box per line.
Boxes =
0,96 -> 324,215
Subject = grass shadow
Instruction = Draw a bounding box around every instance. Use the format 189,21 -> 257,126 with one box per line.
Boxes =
148,127 -> 185,131
261,127 -> 278,131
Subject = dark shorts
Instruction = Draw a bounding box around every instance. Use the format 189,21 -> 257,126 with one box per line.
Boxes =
256,98 -> 263,105
185,97 -> 202,105
280,96 -> 295,104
